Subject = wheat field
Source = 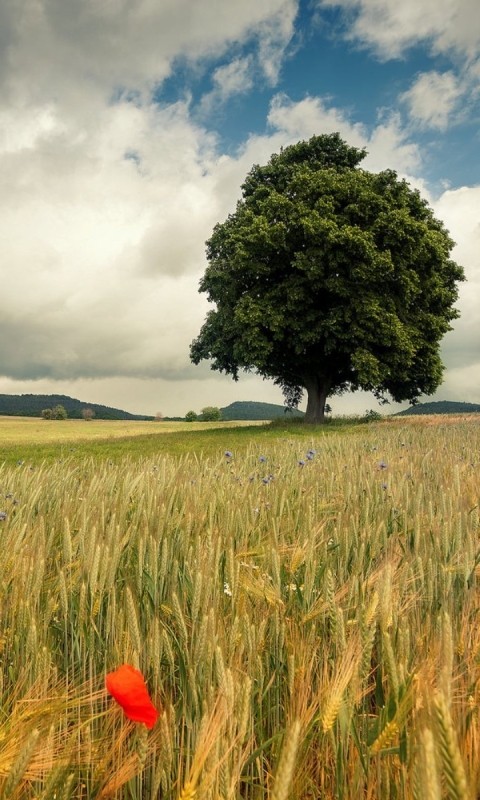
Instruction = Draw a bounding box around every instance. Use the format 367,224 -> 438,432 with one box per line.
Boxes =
0,415 -> 479,799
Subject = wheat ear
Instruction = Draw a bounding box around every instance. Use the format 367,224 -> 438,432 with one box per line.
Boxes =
270,719 -> 301,800
434,690 -> 468,800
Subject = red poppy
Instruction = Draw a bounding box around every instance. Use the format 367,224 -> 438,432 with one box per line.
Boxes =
106,665 -> 159,729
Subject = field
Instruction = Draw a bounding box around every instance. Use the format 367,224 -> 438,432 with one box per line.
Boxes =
0,415 -> 479,799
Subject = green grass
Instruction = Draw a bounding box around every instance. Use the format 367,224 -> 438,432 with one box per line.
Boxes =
0,415 -> 478,799
0,416 -> 365,466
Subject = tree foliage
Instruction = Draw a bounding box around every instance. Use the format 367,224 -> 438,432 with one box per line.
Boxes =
53,404 -> 68,420
190,134 -> 464,422
200,406 -> 222,421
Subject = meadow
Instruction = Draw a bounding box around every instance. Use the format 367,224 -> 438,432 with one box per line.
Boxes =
0,414 -> 479,799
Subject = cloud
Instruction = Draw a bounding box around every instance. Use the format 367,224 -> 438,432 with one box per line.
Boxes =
1,0 -> 299,104
400,71 -> 464,130
0,0 -> 300,388
266,93 -> 421,175
198,56 -> 255,116
432,185 -> 480,376
0,82 -> 454,387
318,0 -> 480,60
255,0 -> 299,84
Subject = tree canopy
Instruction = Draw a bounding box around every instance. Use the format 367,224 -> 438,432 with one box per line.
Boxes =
190,133 -> 465,423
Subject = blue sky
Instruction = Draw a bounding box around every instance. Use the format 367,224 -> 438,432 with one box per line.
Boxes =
0,0 -> 478,416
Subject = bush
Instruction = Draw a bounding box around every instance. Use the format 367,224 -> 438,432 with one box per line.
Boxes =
53,405 -> 68,420
200,406 -> 222,421
363,409 -> 382,422
185,410 -> 198,422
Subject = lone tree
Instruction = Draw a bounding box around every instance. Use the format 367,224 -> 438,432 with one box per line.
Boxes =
190,134 -> 464,423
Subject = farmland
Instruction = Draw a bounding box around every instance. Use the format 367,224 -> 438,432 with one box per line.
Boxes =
0,415 -> 479,799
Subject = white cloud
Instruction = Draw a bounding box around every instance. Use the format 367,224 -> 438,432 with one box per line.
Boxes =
1,0 -> 298,104
432,185 -> 480,375
400,71 -> 464,130
318,0 -> 480,60
255,0 -> 299,84
198,56 -> 254,115
266,93 -> 421,175
213,57 -> 254,99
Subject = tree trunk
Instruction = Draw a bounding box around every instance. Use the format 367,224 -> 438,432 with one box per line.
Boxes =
304,377 -> 331,424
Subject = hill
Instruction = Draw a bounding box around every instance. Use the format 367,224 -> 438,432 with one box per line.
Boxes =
0,394 -> 152,420
220,400 -> 305,420
395,400 -> 480,416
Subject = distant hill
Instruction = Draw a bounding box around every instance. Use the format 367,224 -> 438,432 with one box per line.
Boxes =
0,394 -> 153,420
395,401 -> 480,416
220,401 -> 304,420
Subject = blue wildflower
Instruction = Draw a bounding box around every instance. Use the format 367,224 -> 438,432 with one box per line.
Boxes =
0,512 -> 7,521
259,455 -> 267,463
307,449 -> 316,456
382,483 -> 387,490
379,461 -> 387,468
298,459 -> 305,466
262,477 -> 269,484
224,451 -> 233,458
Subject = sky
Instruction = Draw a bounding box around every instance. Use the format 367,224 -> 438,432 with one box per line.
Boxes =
1,0 -> 479,417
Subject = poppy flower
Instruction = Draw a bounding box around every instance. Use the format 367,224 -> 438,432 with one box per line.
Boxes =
106,665 -> 159,729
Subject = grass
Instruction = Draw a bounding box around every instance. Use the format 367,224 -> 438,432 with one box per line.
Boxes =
0,417 -> 268,466
0,415 -> 368,467
0,414 -> 479,798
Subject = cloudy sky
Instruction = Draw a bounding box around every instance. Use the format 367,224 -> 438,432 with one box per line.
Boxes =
1,0 -> 479,417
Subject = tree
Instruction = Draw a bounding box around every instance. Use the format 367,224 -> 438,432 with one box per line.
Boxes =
82,408 -> 95,421
155,412 -> 164,422
41,408 -> 52,420
185,410 -> 198,422
200,406 -> 222,421
190,134 -> 464,423
53,404 -> 68,420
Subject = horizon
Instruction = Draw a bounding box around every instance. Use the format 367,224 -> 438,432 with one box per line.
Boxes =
1,393 -> 479,420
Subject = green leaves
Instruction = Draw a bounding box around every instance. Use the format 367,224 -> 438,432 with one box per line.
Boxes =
191,133 -> 465,422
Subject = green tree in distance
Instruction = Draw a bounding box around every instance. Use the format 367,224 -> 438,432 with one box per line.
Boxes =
185,410 -> 198,422
53,404 -> 68,420
200,406 -> 222,421
190,134 -> 464,423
